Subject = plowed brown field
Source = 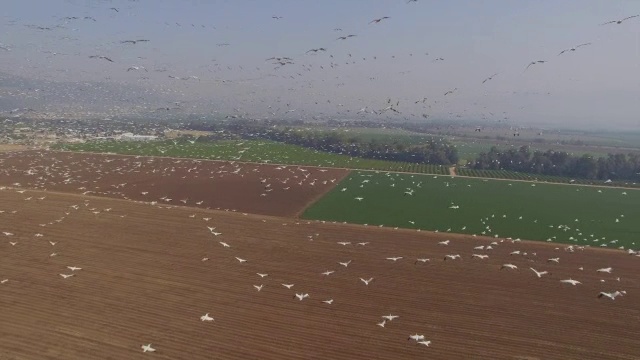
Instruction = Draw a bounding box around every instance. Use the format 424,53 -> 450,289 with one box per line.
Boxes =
0,150 -> 349,217
1,188 -> 639,359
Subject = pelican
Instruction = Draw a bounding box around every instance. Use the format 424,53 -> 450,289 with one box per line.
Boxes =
501,264 -> 517,270
530,268 -> 549,278
560,279 -> 581,285
235,257 -> 247,263
254,284 -> 264,291
360,277 -> 374,285
141,344 -> 156,353
600,15 -> 638,25
598,291 -> 624,300
200,313 -> 214,321
282,283 -> 294,289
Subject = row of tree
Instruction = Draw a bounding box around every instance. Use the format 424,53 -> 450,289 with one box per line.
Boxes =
469,146 -> 640,181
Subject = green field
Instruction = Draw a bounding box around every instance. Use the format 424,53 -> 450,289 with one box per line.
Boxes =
54,139 -> 449,174
456,168 -> 640,188
302,171 -> 640,249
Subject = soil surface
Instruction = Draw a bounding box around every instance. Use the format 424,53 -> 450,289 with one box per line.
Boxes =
0,150 -> 349,217
1,188 -> 638,359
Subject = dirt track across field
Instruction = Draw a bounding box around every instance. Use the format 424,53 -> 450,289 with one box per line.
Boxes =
0,150 -> 349,217
1,188 -> 639,359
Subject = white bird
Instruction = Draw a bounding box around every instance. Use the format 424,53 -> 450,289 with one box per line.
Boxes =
282,283 -> 294,289
294,293 -> 309,301
235,257 -> 247,263
472,254 -> 489,259
141,344 -> 156,353
377,319 -> 386,327
219,241 -> 230,248
3,232 -> 14,236
322,299 -> 333,304
66,266 -> 82,271
530,268 -> 549,278
322,270 -> 335,276
257,273 -> 268,278
337,241 -> 351,246
409,334 -> 425,341
254,284 -> 264,291
444,254 -> 461,260
382,314 -> 399,321
560,279 -> 581,286
200,313 -> 214,321
338,260 -> 352,267
501,264 -> 517,270
9,241 -> 17,246
547,257 -> 560,263
598,291 -> 624,300
357,242 -> 370,246
415,258 -> 430,264
386,256 -> 403,262
360,277 -> 374,285
1,279 -> 8,284
59,274 -> 74,279
596,267 -> 612,273
417,341 -> 431,347
354,197 -> 364,201
211,231 -> 222,236
438,240 -> 450,246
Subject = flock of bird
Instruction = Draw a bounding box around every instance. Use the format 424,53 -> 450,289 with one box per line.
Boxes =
1,177 -> 633,355
1,2 -> 638,122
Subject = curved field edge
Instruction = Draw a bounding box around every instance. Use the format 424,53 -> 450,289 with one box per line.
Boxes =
301,171 -> 640,250
52,139 -> 450,174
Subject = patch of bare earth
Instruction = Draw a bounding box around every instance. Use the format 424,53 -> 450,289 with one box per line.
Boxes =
0,189 -> 638,359
0,150 -> 349,217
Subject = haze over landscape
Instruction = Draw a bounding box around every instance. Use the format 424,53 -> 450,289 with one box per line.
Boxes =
1,0 -> 639,129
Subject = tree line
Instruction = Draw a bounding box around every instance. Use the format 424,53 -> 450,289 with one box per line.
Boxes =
468,146 -> 640,181
184,120 -> 459,165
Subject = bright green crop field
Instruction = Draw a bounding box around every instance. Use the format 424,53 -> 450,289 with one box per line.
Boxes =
302,171 -> 640,249
54,139 -> 449,174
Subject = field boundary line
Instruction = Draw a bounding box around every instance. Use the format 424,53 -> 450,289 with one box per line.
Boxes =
46,149 -> 640,191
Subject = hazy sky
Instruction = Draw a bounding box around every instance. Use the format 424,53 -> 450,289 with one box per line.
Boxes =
1,0 -> 639,128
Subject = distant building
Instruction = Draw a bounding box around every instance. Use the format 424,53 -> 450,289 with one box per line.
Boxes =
119,133 -> 158,141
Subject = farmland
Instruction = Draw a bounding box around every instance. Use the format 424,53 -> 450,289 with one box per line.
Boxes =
1,188 -> 639,359
54,139 -> 449,175
302,171 -> 640,249
456,168 -> 640,188
0,150 -> 349,217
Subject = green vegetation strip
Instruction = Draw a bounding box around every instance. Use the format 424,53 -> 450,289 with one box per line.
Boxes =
54,139 -> 449,174
302,171 -> 640,249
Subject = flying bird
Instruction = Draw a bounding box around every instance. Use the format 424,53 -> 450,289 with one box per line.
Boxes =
141,344 -> 156,353
360,277 -> 374,285
369,17 -> 390,24
524,60 -> 546,72
600,15 -> 638,25
337,35 -> 357,40
121,39 -> 150,44
558,43 -> 591,56
109,7 -> 119,12
530,267 -> 549,278
200,313 -> 214,321
89,55 -> 114,62
482,73 -> 498,84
